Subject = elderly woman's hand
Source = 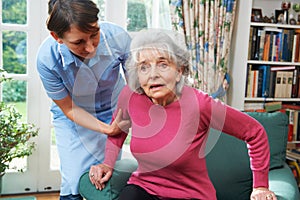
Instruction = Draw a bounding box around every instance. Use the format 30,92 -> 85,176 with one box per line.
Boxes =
89,163 -> 113,190
250,187 -> 277,200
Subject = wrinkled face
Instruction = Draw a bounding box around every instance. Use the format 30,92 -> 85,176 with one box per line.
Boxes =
51,23 -> 100,60
136,49 -> 183,106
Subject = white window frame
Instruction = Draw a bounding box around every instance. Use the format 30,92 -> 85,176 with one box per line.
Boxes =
1,0 -> 171,194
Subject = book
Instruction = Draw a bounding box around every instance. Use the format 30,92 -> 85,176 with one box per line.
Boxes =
294,110 -> 300,141
288,29 -> 296,61
281,29 -> 290,61
263,28 -> 282,61
248,26 -> 254,60
292,34 -> 299,62
268,70 -> 276,98
251,70 -> 259,97
292,67 -> 300,98
246,69 -> 254,97
254,28 -> 263,60
249,65 -> 271,97
250,27 -> 258,60
285,109 -> 295,141
282,103 -> 300,110
264,101 -> 282,112
263,34 -> 271,61
258,29 -> 266,60
285,70 -> 294,98
293,110 -> 299,141
258,65 -> 271,97
274,71 -> 284,98
271,66 -> 296,98
245,64 -> 252,97
244,102 -> 264,112
286,150 -> 300,161
274,32 -> 282,61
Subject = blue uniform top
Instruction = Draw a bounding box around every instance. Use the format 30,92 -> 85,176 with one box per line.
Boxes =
36,21 -> 131,195
37,21 -> 131,122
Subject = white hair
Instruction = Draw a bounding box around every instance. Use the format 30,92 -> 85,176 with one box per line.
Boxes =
126,29 -> 190,94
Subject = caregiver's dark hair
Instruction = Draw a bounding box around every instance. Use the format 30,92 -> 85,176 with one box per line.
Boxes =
47,0 -> 99,38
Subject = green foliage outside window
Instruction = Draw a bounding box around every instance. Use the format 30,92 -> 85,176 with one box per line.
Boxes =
2,0 -> 27,24
2,31 -> 27,74
2,0 -> 27,103
127,1 -> 148,31
0,69 -> 38,176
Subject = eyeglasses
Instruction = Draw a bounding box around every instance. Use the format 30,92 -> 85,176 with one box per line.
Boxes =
137,63 -> 171,74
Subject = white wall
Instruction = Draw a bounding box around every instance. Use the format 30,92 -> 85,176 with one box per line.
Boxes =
227,0 -> 252,109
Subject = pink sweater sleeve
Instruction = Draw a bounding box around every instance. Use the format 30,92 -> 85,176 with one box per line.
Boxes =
103,132 -> 128,167
201,93 -> 270,188
103,86 -> 131,167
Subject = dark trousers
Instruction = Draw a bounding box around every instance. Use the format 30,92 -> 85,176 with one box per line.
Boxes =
118,184 -> 160,200
118,184 -> 198,200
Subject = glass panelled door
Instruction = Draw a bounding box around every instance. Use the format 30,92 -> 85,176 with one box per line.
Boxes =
0,0 -> 172,195
0,0 -> 60,194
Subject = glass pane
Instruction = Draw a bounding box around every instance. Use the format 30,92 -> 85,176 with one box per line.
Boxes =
2,31 -> 27,74
127,0 -> 171,31
6,158 -> 27,173
2,0 -> 27,24
1,80 -> 28,173
51,128 -> 60,170
127,0 -> 148,31
2,80 -> 27,122
93,0 -> 106,21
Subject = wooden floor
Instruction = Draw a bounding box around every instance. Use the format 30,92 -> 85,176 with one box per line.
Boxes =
0,191 -> 60,200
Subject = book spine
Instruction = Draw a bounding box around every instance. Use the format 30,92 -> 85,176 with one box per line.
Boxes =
292,67 -> 300,98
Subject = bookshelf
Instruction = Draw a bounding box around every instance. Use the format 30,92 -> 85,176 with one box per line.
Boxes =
244,20 -> 300,142
242,1 -> 300,110
245,22 -> 300,104
239,1 -> 300,187
228,0 -> 300,109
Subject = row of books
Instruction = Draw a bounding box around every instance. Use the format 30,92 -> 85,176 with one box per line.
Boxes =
244,103 -> 300,142
244,101 -> 282,113
286,107 -> 300,142
248,26 -> 300,62
245,65 -> 300,98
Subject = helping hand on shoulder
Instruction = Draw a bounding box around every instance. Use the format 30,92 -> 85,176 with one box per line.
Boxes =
89,164 -> 113,190
251,187 -> 277,200
107,109 -> 131,136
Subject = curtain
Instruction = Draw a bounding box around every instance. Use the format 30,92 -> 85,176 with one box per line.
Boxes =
169,0 -> 237,101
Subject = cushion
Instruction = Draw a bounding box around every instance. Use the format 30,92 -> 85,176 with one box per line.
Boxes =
246,111 -> 289,169
269,163 -> 300,200
206,129 -> 253,200
79,158 -> 138,200
205,111 -> 289,199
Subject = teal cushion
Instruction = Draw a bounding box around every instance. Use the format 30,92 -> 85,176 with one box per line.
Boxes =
206,111 -> 289,199
206,129 -> 253,200
246,112 -> 289,169
79,159 -> 138,200
269,163 -> 300,200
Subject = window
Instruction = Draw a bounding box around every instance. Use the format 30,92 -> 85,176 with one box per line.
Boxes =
126,0 -> 172,31
94,0 -> 172,31
0,0 -> 172,194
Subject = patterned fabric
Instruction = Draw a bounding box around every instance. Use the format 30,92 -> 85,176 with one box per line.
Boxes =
169,0 -> 237,101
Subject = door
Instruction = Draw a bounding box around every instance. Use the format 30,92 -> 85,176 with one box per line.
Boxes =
0,0 -> 171,194
0,0 -> 61,194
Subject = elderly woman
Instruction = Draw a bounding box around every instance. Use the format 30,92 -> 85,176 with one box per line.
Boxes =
89,29 -> 277,200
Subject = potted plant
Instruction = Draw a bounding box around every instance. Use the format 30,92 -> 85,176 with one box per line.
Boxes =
0,69 -> 39,194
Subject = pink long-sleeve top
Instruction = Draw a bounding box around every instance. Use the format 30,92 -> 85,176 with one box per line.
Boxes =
104,86 -> 270,199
